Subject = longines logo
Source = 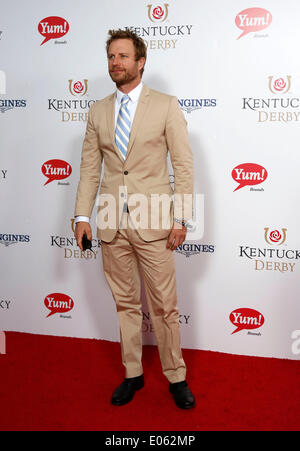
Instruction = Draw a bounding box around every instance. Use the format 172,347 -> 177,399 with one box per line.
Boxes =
242,75 -> 300,123
50,218 -> 101,259
0,70 -> 27,111
0,98 -> 27,113
126,2 -> 193,51
178,98 -> 217,114
48,79 -> 96,122
239,227 -> 299,273
175,243 -> 215,258
0,234 -> 30,247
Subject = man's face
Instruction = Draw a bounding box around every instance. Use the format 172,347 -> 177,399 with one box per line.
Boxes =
108,39 -> 144,87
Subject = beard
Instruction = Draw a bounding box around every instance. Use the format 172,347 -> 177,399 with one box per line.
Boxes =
109,68 -> 140,87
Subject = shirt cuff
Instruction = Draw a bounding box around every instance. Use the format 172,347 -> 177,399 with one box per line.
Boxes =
74,216 -> 90,224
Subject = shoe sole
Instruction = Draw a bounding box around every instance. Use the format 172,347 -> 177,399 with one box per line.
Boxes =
175,400 -> 196,409
111,382 -> 144,406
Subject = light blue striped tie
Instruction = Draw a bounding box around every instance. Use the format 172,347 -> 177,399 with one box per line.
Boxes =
115,95 -> 131,160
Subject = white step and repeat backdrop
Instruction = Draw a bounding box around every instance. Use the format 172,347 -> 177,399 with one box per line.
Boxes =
1,0 -> 300,360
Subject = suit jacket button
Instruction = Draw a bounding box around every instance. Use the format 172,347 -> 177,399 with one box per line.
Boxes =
124,171 -> 128,175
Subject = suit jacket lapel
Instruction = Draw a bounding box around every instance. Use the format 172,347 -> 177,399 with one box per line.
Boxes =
106,92 -> 125,164
126,84 -> 150,160
106,84 -> 151,162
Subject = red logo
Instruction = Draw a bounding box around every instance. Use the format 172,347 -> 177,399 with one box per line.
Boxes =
268,76 -> 291,95
264,227 -> 287,245
68,79 -> 88,96
232,163 -> 267,191
42,159 -> 72,186
273,78 -> 286,92
147,4 -> 169,23
44,293 -> 74,318
153,6 -> 165,20
269,230 -> 282,243
73,82 -> 84,94
38,16 -> 69,45
230,308 -> 264,334
235,8 -> 272,39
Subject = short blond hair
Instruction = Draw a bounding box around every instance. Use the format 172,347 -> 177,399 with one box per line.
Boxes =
106,29 -> 147,76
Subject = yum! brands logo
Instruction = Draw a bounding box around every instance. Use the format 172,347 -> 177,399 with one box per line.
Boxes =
147,3 -> 169,22
42,159 -> 72,186
230,308 -> 264,335
38,16 -> 69,45
232,163 -> 268,192
235,7 -> 272,39
44,293 -> 74,318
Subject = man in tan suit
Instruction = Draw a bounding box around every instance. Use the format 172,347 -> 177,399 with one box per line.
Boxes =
74,29 -> 195,409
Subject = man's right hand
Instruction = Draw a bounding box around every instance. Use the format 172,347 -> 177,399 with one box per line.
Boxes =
75,222 -> 92,251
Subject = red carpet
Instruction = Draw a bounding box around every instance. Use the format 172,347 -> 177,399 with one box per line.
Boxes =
0,331 -> 299,431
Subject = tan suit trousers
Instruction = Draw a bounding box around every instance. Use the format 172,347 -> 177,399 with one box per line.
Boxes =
100,213 -> 186,384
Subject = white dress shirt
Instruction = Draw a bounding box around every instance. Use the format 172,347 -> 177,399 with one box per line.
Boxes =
75,82 -> 143,224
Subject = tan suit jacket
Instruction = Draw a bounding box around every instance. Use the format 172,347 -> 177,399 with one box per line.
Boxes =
75,84 -> 194,242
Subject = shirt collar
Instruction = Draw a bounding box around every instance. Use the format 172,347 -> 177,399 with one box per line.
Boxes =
116,81 -> 143,105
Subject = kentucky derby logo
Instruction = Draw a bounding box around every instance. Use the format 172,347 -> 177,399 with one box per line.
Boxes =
48,79 -> 95,122
239,227 -> 298,273
68,79 -> 88,96
147,3 -> 169,22
268,76 -> 291,94
264,227 -> 287,245
242,75 -> 299,123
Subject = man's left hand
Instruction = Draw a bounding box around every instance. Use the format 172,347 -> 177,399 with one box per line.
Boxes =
166,222 -> 187,251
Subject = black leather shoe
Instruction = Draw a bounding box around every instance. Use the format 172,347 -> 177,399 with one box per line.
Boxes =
169,381 -> 196,409
111,374 -> 144,406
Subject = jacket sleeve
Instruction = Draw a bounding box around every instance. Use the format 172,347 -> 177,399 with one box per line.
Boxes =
165,96 -> 194,221
74,103 -> 103,218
